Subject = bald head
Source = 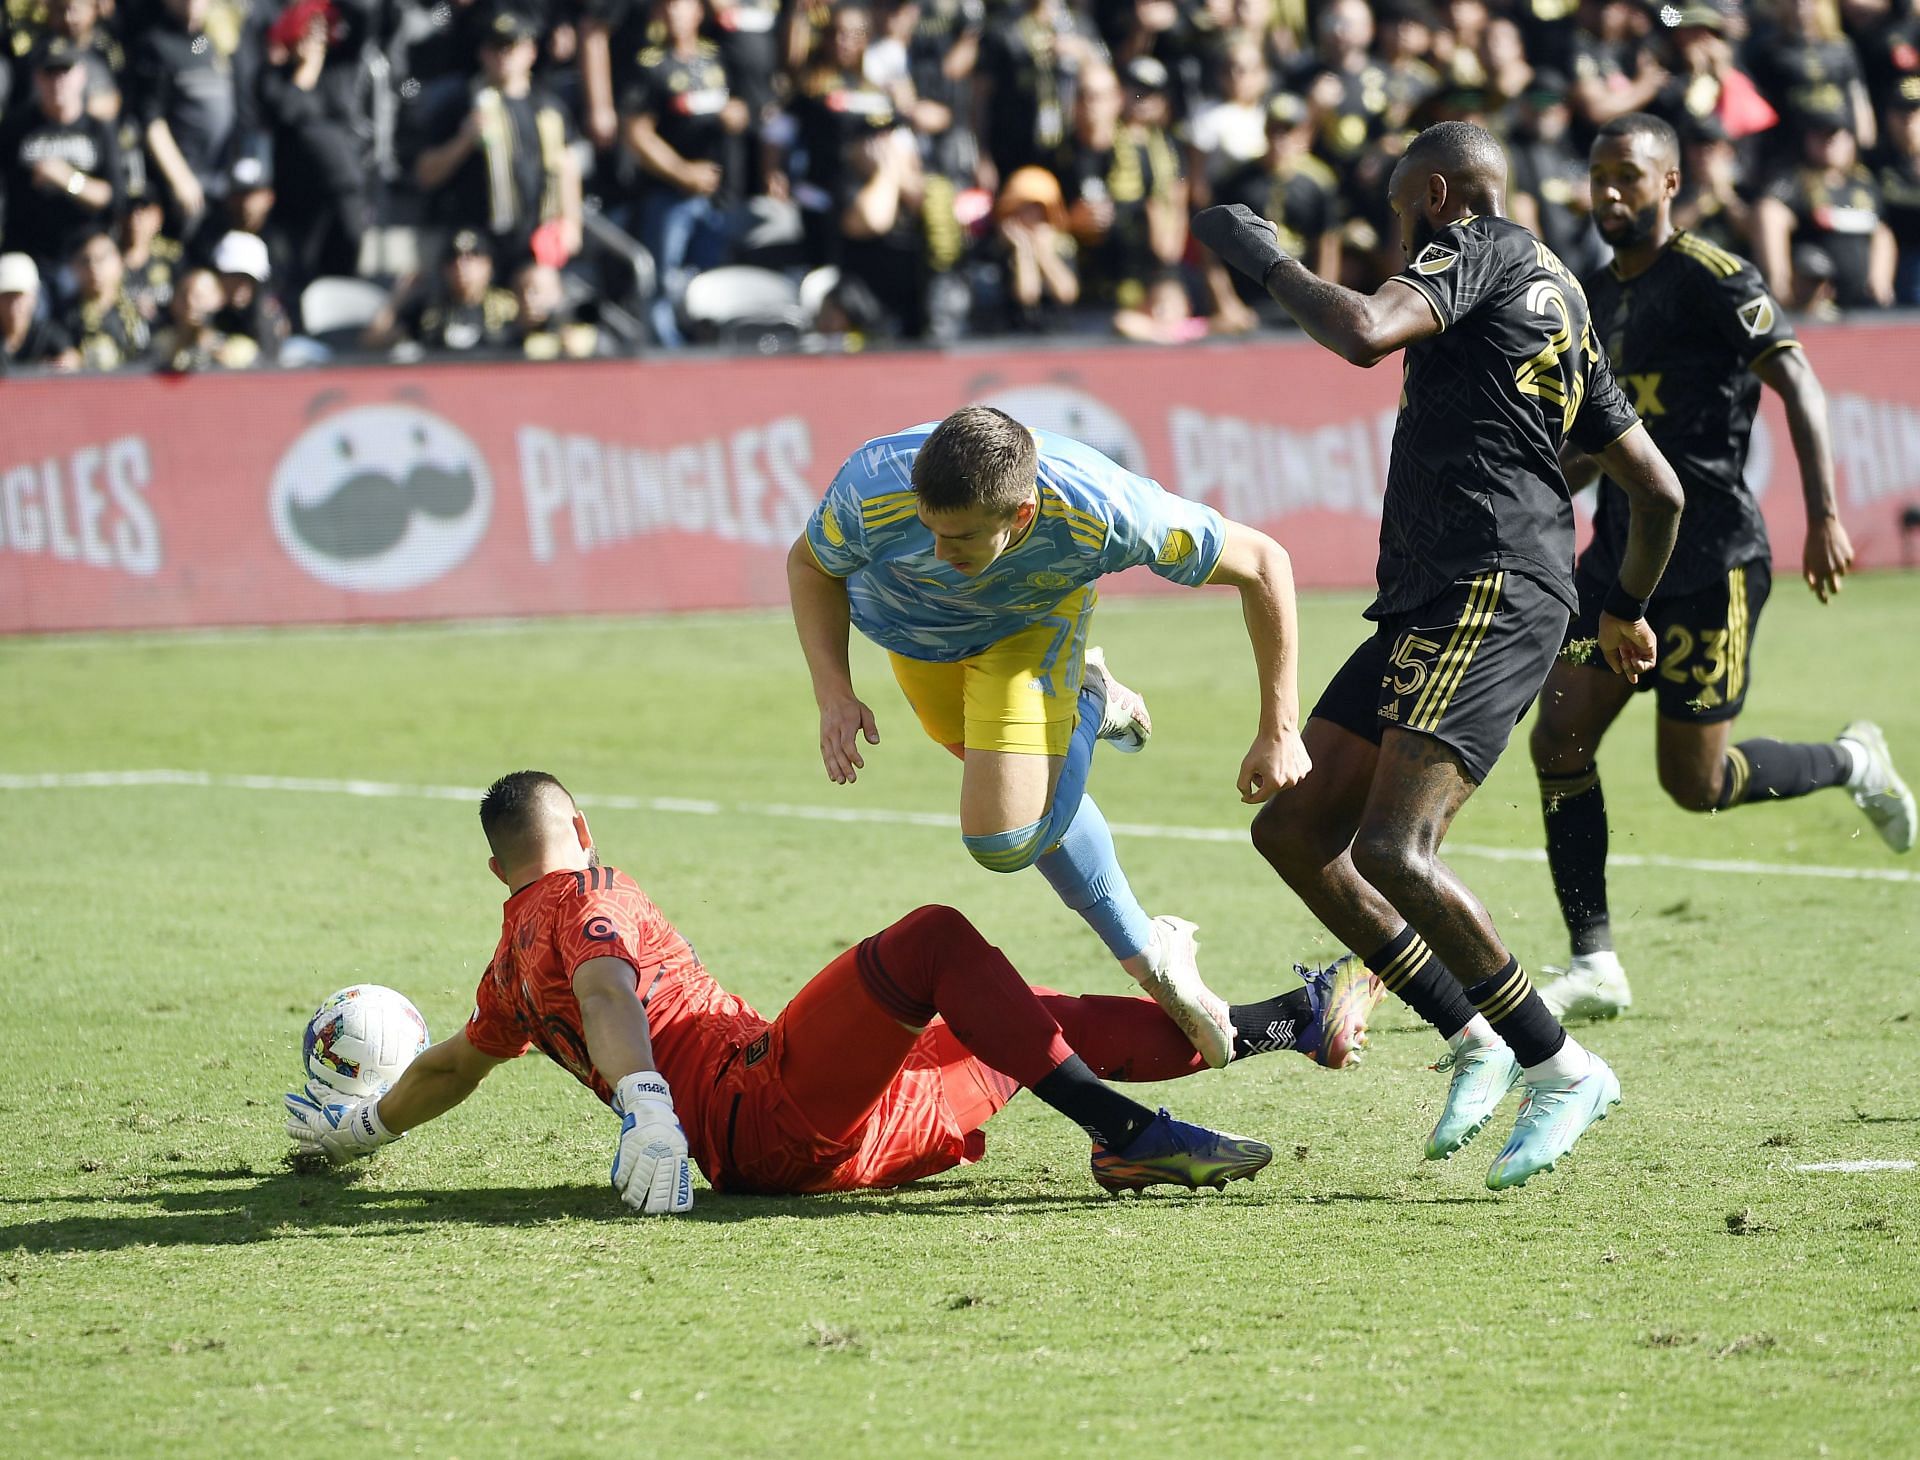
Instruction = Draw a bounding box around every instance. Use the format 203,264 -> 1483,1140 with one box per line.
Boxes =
1393,121 -> 1509,209
479,770 -> 581,871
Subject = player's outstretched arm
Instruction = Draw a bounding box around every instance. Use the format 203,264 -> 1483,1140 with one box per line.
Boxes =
1192,204 -> 1440,366
1589,423 -> 1686,682
1205,520 -> 1311,802
787,535 -> 880,784
1753,346 -> 1853,603
574,956 -> 694,1215
285,1032 -> 502,1165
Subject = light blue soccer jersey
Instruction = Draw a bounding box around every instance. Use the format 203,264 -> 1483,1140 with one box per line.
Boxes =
804,424 -> 1228,662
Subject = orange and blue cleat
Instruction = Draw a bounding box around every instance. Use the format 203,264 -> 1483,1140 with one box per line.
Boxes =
1090,1110 -> 1273,1194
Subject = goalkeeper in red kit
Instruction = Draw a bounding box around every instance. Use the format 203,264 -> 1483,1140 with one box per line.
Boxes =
285,771 -> 1384,1211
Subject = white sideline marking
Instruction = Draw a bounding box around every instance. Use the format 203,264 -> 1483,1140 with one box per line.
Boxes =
1794,1160 -> 1916,1173
2,769 -> 1916,887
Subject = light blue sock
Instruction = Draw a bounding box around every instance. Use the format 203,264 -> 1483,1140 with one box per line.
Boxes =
962,680 -> 1105,873
1035,796 -> 1154,961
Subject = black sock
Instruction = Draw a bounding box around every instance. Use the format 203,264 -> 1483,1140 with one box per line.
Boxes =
1365,925 -> 1478,1038
1462,957 -> 1565,1067
1717,739 -> 1851,810
1540,764 -> 1612,956
1228,987 -> 1315,1059
1032,1054 -> 1155,1152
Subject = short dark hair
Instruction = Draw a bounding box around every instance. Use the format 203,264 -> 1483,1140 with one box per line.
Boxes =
911,406 -> 1038,515
479,770 -> 575,861
1594,112 -> 1681,170
1394,120 -> 1509,207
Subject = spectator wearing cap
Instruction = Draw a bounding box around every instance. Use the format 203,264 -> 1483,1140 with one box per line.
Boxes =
210,228 -> 286,360
1748,0 -> 1877,155
1877,77 -> 1920,302
993,163 -> 1078,330
1305,0 -> 1391,173
62,227 -> 151,369
1755,99 -> 1896,309
975,0 -> 1107,192
1508,69 -> 1605,278
364,228 -> 519,354
622,0 -> 749,346
781,4 -> 899,263
414,9 -> 582,269
1672,111 -> 1754,254
258,0 -> 373,293
130,0 -> 238,231
44,0 -> 124,123
1,38 -> 123,275
0,251 -> 80,371
1056,57 -> 1183,314
1185,35 -> 1272,208
1205,91 -> 1338,336
151,263 -> 257,370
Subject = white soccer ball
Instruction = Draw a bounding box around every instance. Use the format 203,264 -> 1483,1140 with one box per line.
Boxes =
301,984 -> 430,1101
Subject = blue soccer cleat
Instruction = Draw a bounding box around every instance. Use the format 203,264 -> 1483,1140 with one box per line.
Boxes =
1090,1109 -> 1273,1194
1485,1055 -> 1623,1190
1425,1040 -> 1521,1160
1295,955 -> 1387,1069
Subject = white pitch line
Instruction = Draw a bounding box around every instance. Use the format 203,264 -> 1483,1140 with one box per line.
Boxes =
1,769 -> 1916,886
1794,1160 -> 1916,1173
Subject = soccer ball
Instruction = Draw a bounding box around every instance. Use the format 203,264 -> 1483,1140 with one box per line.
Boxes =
301,985 -> 430,1101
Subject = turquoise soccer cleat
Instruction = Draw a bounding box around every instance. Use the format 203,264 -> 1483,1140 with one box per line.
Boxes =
1296,954 -> 1387,1069
1090,1110 -> 1273,1194
1425,1040 -> 1521,1160
1485,1055 -> 1623,1190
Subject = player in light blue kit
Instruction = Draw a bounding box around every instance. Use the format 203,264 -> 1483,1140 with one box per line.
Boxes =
788,406 -> 1381,1069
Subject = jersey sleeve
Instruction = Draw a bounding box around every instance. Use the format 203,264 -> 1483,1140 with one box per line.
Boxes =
1391,220 -> 1504,331
464,964 -> 533,1060
1704,261 -> 1799,369
1568,329 -> 1642,455
1100,469 -> 1230,586
802,460 -> 875,577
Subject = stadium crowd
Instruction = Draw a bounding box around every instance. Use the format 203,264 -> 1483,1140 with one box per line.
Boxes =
2,0 -> 1919,371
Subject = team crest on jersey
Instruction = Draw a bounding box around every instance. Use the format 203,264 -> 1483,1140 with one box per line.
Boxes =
1157,529 -> 1196,565
1737,296 -> 1775,337
1412,242 -> 1459,275
1026,569 -> 1072,590
820,505 -> 845,547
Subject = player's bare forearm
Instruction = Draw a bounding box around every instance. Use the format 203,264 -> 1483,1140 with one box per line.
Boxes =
1208,521 -> 1300,735
1592,423 -> 1683,602
574,956 -> 659,1086
1756,347 -> 1837,522
376,1032 -> 499,1135
786,536 -> 857,701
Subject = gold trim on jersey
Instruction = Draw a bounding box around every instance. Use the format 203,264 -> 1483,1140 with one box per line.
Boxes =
1670,232 -> 1742,278
1747,339 -> 1802,370
1409,571 -> 1504,732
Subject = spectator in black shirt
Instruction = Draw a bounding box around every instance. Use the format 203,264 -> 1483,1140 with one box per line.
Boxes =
1747,0 -> 1876,155
258,0 -> 372,292
364,228 -> 520,354
0,250 -> 79,370
1306,0 -> 1391,172
45,0 -> 122,122
63,226 -> 150,369
1879,78 -> 1920,303
508,258 -> 606,356
992,162 -> 1078,330
119,196 -> 183,321
1508,71 -> 1604,278
2,38 -> 122,274
623,0 -> 748,345
130,0 -> 238,231
414,10 -> 582,268
210,228 -> 286,360
151,263 -> 257,370
1203,92 -> 1339,331
976,0 -> 1106,189
1755,106 -> 1896,309
1672,112 -> 1753,256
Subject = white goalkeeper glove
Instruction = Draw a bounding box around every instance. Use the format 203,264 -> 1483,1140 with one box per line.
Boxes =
610,1071 -> 694,1215
285,1085 -> 399,1164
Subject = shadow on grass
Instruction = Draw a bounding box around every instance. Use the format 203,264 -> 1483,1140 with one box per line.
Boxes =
0,1164 -> 1489,1253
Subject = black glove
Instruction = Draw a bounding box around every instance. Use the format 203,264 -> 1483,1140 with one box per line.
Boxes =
1192,204 -> 1287,289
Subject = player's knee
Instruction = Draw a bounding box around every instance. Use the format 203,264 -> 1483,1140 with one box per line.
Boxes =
1659,759 -> 1723,814
1350,825 -> 1426,901
896,904 -> 981,947
961,821 -> 1048,872
1529,716 -> 1586,775
1251,797 -> 1318,877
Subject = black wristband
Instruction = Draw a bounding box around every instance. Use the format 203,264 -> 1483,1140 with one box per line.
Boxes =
1602,582 -> 1647,622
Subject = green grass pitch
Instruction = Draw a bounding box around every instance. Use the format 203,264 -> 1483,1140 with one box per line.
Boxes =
2,577 -> 1916,1459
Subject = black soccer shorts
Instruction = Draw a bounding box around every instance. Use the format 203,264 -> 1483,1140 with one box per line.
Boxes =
1313,569 -> 1570,784
1565,556 -> 1770,724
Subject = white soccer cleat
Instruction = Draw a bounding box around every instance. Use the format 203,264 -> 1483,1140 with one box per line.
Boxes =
1134,915 -> 1234,1069
1838,720 -> 1916,854
1537,952 -> 1633,1021
1085,645 -> 1151,752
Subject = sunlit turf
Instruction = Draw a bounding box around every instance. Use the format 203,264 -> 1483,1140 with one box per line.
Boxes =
3,576 -> 1917,1458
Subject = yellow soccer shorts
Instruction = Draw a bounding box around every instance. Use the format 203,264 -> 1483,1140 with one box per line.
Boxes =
888,587 -> 1097,756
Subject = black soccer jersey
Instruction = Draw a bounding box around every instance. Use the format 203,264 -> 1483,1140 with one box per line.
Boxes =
1375,213 -> 1639,619
1581,231 -> 1798,599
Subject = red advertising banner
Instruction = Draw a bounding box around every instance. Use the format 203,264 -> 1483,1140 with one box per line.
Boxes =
3,323 -> 1917,633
